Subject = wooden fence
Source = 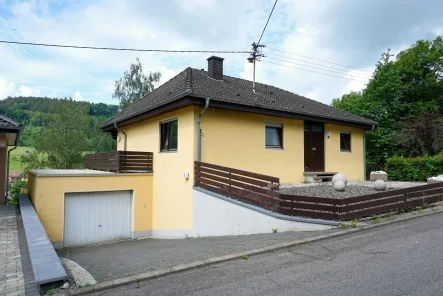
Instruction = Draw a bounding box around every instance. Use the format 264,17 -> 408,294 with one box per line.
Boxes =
85,151 -> 153,173
194,161 -> 443,221
194,161 -> 280,212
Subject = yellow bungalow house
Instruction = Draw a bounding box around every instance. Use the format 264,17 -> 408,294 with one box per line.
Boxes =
28,56 -> 377,247
96,56 -> 376,239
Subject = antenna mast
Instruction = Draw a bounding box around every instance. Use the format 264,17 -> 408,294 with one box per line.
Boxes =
248,42 -> 265,93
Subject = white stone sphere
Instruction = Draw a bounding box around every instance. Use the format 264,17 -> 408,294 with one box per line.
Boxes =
334,180 -> 346,192
374,180 -> 386,191
332,174 -> 347,185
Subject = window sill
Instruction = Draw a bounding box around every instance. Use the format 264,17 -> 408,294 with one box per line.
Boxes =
340,150 -> 352,153
159,150 -> 178,153
266,147 -> 284,150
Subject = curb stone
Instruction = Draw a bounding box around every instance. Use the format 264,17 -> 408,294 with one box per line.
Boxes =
66,206 -> 443,296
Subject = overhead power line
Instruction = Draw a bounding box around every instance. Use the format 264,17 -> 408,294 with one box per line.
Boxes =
0,40 -> 250,53
264,52 -> 373,79
257,0 -> 278,45
265,56 -> 372,80
265,46 -> 373,74
263,60 -> 368,83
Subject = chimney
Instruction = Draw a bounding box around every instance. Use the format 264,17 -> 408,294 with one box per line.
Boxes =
207,56 -> 224,80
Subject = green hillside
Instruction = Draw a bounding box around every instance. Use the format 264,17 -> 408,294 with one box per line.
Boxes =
9,146 -> 34,171
0,96 -> 119,147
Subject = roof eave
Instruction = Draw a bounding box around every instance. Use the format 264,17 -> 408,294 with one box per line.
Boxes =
102,96 -> 375,132
101,95 -> 204,132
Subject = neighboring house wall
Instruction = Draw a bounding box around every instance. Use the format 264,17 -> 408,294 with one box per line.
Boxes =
325,124 -> 365,180
27,173 -> 153,246
118,106 -> 196,232
0,145 -> 6,203
200,107 -> 305,183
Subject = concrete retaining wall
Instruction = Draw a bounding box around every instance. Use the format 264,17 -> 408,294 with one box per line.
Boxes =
149,188 -> 336,238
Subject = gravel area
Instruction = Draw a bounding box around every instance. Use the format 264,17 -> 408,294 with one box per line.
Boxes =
280,184 -> 389,198
60,257 -> 97,287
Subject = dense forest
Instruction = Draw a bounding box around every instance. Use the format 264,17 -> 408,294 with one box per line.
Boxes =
0,96 -> 119,148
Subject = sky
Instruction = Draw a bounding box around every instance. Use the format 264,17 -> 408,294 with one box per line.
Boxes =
0,0 -> 442,105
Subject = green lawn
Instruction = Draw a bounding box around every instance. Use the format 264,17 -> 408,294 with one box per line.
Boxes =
9,146 -> 34,171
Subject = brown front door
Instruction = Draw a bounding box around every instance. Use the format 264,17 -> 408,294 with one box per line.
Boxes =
304,122 -> 325,172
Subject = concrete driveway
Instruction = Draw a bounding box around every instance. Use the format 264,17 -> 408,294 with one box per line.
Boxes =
56,229 -> 338,282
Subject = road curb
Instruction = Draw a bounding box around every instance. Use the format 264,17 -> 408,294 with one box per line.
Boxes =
68,207 -> 443,295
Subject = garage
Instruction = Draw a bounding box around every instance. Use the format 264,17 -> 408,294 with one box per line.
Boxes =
64,191 -> 132,247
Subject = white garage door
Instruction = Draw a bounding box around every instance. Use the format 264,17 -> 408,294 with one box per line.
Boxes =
64,191 -> 132,247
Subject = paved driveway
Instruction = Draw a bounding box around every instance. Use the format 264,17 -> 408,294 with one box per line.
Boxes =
56,229 -> 338,282
0,205 -> 39,296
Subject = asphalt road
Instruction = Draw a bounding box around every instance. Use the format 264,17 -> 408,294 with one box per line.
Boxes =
96,213 -> 443,296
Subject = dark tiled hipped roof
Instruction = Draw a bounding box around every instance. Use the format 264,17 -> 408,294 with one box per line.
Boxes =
0,115 -> 21,129
103,68 -> 376,128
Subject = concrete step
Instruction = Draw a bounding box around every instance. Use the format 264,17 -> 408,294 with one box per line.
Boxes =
303,172 -> 337,183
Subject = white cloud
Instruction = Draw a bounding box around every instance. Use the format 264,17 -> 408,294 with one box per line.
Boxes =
0,79 -> 41,97
158,66 -> 177,87
73,91 -> 82,101
0,0 -> 441,106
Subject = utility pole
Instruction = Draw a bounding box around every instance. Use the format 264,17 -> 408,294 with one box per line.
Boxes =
248,42 -> 265,93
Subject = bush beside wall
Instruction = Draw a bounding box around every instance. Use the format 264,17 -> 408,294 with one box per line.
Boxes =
7,180 -> 28,205
385,154 -> 443,181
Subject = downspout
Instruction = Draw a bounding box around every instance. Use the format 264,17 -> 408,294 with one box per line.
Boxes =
114,121 -> 127,151
5,135 -> 18,204
197,97 -> 211,161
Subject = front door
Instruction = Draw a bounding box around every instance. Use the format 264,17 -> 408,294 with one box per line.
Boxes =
304,122 -> 325,172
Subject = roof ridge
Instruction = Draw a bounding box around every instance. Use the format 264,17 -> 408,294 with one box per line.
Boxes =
190,67 -> 375,124
185,67 -> 193,93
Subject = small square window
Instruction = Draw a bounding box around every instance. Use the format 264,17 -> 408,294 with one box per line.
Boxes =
340,132 -> 351,152
265,123 -> 283,149
160,119 -> 178,152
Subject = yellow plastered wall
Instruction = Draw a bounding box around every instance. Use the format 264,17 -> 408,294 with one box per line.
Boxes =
118,106 -> 196,230
200,108 -> 305,183
325,124 -> 365,180
27,174 -> 153,243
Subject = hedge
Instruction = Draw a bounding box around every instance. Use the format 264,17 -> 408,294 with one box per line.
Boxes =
385,154 -> 443,181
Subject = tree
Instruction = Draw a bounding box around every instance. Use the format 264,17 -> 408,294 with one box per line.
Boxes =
33,101 -> 89,169
20,150 -> 47,174
113,58 -> 161,109
332,36 -> 443,173
393,112 -> 443,157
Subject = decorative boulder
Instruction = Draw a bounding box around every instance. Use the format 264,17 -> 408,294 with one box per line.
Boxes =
374,180 -> 386,191
370,171 -> 388,182
332,174 -> 347,186
334,180 -> 346,192
427,175 -> 443,184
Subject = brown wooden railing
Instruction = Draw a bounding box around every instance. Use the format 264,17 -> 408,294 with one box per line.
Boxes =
194,161 -> 443,221
85,151 -> 153,173
194,161 -> 280,212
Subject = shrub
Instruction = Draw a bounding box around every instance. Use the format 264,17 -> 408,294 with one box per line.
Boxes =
385,154 -> 443,181
7,180 -> 28,205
